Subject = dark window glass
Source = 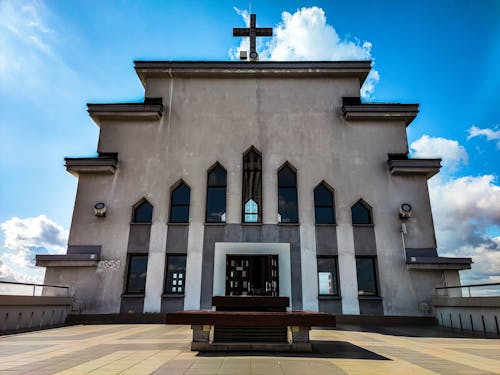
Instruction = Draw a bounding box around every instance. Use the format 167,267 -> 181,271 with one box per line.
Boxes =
278,165 -> 298,223
125,255 -> 148,294
133,200 -> 153,223
170,183 -> 190,223
165,255 -> 187,294
314,184 -> 335,224
356,257 -> 378,296
317,257 -> 338,295
206,165 -> 227,223
242,148 -> 262,223
351,200 -> 372,224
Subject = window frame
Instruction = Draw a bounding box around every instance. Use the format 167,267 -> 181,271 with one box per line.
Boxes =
124,254 -> 148,295
164,254 -> 187,295
316,256 -> 340,297
277,163 -> 298,224
205,163 -> 227,223
314,182 -> 336,225
131,199 -> 153,224
242,147 -> 263,223
351,199 -> 373,225
169,181 -> 191,223
355,256 -> 379,297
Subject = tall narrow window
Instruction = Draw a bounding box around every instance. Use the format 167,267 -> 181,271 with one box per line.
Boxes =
356,257 -> 378,296
317,257 -> 339,296
278,164 -> 298,223
133,199 -> 153,223
242,147 -> 262,223
165,255 -> 187,294
125,255 -> 148,294
170,182 -> 190,223
351,200 -> 372,224
206,164 -> 227,223
314,183 -> 335,224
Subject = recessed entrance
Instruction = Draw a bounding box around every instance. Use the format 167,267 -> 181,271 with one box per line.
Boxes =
226,255 -> 279,296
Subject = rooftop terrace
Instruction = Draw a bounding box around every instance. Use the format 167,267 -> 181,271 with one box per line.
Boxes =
0,323 -> 498,374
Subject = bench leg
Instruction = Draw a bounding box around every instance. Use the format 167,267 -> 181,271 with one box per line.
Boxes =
192,325 -> 211,343
290,326 -> 310,343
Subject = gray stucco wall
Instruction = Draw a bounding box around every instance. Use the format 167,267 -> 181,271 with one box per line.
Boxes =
44,73 -> 445,316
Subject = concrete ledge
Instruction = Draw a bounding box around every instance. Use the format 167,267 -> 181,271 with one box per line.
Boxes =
134,61 -> 371,86
388,159 -> 441,178
191,341 -> 312,352
87,103 -> 163,126
66,313 -> 167,324
65,155 -> 118,177
0,296 -> 72,306
432,296 -> 500,308
342,102 -> 419,126
36,254 -> 100,267
336,315 -> 437,326
407,256 -> 472,270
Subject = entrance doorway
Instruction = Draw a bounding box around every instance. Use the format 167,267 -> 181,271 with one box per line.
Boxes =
226,255 -> 279,296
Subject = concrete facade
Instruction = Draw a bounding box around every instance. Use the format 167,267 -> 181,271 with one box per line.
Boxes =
39,61 -> 469,317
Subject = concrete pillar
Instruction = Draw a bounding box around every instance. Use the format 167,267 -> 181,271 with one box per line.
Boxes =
337,222 -> 360,314
184,221 -> 204,310
300,223 -> 319,311
143,222 -> 167,312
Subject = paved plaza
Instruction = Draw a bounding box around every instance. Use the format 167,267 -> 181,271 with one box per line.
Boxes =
0,324 -> 498,374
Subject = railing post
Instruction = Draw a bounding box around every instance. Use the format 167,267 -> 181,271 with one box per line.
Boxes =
33,285 -> 36,296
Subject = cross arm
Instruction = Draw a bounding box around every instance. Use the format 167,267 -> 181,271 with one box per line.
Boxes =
256,28 -> 273,36
233,28 -> 250,37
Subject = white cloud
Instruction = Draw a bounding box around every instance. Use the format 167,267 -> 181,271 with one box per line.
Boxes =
0,260 -> 43,284
410,134 -> 468,172
467,125 -> 500,148
229,6 -> 379,100
1,215 -> 68,253
0,215 -> 67,283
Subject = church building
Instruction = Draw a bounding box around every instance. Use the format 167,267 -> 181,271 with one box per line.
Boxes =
36,25 -> 472,317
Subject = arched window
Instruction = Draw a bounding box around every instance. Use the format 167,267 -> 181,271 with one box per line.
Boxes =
132,199 -> 153,223
206,163 -> 227,223
314,183 -> 335,224
351,200 -> 372,225
242,147 -> 262,223
170,182 -> 190,223
278,163 -> 298,223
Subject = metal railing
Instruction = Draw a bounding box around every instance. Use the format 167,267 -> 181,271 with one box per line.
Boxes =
436,282 -> 500,297
0,280 -> 69,297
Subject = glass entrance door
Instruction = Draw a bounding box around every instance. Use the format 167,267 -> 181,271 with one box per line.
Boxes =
225,255 -> 279,296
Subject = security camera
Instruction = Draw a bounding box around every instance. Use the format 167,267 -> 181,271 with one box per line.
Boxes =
94,202 -> 107,217
399,203 -> 412,219
249,51 -> 259,61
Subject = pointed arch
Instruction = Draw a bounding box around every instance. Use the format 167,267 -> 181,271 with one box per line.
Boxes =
351,199 -> 373,225
132,198 -> 153,223
277,161 -> 298,223
314,181 -> 335,224
242,146 -> 262,223
206,162 -> 227,223
169,180 -> 191,223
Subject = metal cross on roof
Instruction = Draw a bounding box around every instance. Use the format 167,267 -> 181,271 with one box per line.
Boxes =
233,14 -> 272,61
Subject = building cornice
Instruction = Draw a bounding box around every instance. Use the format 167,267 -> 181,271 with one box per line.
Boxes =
388,158 -> 441,179
134,60 -> 372,86
87,102 -> 163,126
65,154 -> 118,177
342,97 -> 419,127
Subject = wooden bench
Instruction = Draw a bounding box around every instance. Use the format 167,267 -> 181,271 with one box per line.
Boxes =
166,301 -> 336,352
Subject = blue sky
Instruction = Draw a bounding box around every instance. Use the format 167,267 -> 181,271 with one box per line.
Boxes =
0,0 -> 499,284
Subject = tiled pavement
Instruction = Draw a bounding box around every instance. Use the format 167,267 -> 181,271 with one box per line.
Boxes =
0,324 -> 498,374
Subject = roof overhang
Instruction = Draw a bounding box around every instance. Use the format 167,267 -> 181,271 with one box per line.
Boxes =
87,103 -> 163,127
388,159 -> 441,179
65,155 -> 118,177
406,256 -> 472,271
342,103 -> 419,127
134,60 -> 372,87
35,253 -> 100,267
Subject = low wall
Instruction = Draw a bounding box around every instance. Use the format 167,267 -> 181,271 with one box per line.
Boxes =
432,296 -> 500,335
0,295 -> 73,333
